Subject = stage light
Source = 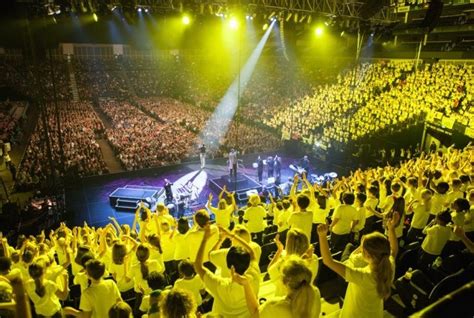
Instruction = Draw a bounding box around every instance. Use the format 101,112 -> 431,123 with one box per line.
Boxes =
137,7 -> 142,12
340,31 -> 345,37
182,15 -> 191,25
263,23 -> 268,30
144,8 -> 149,13
315,26 -> 324,37
93,13 -> 98,22
229,17 -> 239,29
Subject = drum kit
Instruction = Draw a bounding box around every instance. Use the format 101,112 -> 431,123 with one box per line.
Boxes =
311,172 -> 338,184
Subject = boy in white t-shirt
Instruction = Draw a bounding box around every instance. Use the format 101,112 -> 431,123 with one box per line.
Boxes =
195,224 -> 260,318
64,259 -> 122,318
174,260 -> 205,307
330,192 -> 358,252
419,210 -> 452,271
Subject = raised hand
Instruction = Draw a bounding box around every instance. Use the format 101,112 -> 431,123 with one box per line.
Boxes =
274,233 -> 284,251
317,223 -> 329,236
231,266 -> 249,286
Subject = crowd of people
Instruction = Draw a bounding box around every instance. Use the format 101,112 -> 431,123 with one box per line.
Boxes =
1,143 -> 473,317
16,101 -> 108,188
264,60 -> 473,149
0,101 -> 27,145
99,99 -> 196,170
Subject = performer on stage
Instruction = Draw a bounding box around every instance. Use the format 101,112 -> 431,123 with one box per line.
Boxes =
229,149 -> 238,179
301,155 -> 310,175
274,155 -> 281,184
199,144 -> 206,169
164,178 -> 174,203
257,156 -> 264,182
267,156 -> 274,178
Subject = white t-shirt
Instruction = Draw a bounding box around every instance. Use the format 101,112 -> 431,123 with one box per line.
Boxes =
25,279 -> 62,316
313,207 -> 329,224
210,247 -> 261,278
332,204 -> 358,235
259,289 -> 321,318
130,260 -> 160,293
340,258 -> 395,318
411,204 -> 430,230
276,208 -> 291,232
431,193 -> 448,215
173,232 -> 190,261
203,262 -> 260,318
422,225 -> 452,256
174,275 -> 205,305
160,232 -> 176,262
187,225 -> 219,263
353,206 -> 366,232
80,279 -> 122,318
210,206 -> 234,228
364,197 -> 379,218
73,271 -> 89,292
288,211 -> 313,241
244,206 -> 267,233
109,262 -> 133,292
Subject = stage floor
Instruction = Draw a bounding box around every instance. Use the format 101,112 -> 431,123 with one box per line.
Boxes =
64,153 -> 343,227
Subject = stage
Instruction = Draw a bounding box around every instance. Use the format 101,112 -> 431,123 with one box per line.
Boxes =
64,153 -> 345,227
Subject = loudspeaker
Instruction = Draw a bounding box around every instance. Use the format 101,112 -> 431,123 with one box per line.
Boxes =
421,0 -> 444,32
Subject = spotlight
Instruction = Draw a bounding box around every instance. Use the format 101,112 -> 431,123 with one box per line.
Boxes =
137,7 -> 142,12
263,23 -> 268,30
340,31 -> 345,37
229,17 -> 239,29
145,8 -> 149,13
182,15 -> 191,25
315,26 -> 324,37
93,13 -> 98,22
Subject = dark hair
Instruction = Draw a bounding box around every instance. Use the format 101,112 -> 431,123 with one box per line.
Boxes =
178,260 -> 195,278
74,245 -> 92,266
80,252 -> 95,268
437,210 -> 452,225
356,183 -> 365,194
86,259 -> 106,281
297,194 -> 310,210
407,177 -> 418,187
453,198 -> 470,212
28,260 -> 46,297
136,244 -> 150,281
433,170 -> 442,180
16,235 -> 26,250
368,185 -> 379,199
0,256 -> 12,273
22,249 -> 34,264
317,194 -> 327,210
177,218 -> 190,235
226,246 -> 251,275
342,192 -> 355,205
109,301 -> 132,318
460,175 -> 470,184
194,210 -> 210,228
384,179 -> 392,196
356,192 -> 367,204
147,271 -> 167,290
391,183 -> 401,193
451,179 -> 462,188
282,199 -> 291,210
147,234 -> 163,254
140,207 -> 149,222
436,182 -> 450,194
112,243 -> 127,265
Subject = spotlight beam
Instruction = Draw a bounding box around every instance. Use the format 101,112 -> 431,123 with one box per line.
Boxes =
199,20 -> 276,152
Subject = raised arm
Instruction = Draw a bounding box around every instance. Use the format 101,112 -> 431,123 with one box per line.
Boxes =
194,224 -> 212,278
231,267 -> 259,318
317,224 -> 347,278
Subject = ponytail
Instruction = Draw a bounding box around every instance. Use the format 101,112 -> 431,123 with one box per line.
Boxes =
281,256 -> 317,318
28,261 -> 46,297
373,253 -> 393,300
289,280 -> 315,318
136,244 -> 150,281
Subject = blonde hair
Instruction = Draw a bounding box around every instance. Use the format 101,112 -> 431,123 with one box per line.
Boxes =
249,194 -> 261,206
233,225 -> 251,243
285,229 -> 309,256
362,232 -> 393,300
159,288 -> 196,318
281,256 -> 316,318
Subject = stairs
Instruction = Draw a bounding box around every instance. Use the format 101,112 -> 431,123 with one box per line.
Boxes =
97,139 -> 124,173
67,60 -> 80,102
